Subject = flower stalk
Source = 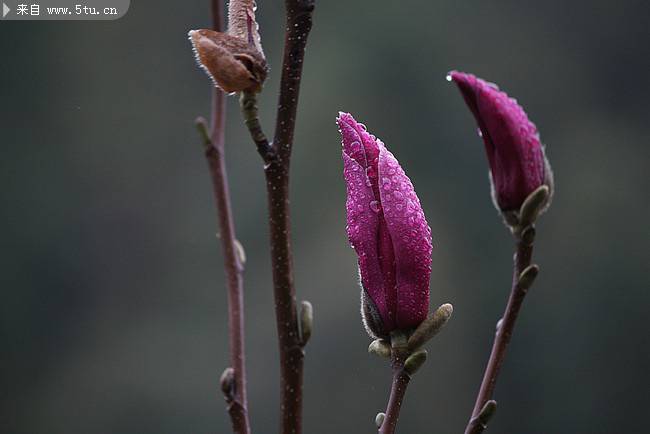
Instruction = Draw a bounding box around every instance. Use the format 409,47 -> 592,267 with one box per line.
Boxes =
463,188 -> 548,434
379,332 -> 413,434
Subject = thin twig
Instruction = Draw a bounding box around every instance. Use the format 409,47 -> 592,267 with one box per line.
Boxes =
240,91 -> 274,162
195,1 -> 251,433
463,229 -> 536,434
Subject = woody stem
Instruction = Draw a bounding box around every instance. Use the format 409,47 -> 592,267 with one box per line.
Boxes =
239,2 -> 316,434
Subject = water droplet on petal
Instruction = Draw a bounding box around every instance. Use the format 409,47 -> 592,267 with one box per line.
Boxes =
369,201 -> 381,213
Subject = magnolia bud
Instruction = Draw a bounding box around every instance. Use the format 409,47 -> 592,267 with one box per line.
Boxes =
339,112 -> 433,338
448,71 -> 553,222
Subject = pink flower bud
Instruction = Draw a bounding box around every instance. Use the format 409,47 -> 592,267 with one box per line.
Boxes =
337,112 -> 432,338
448,71 -> 553,212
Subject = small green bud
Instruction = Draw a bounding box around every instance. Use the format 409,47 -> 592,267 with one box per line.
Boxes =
195,116 -> 212,150
518,185 -> 550,228
476,400 -> 497,426
234,239 -> 246,265
375,412 -> 385,428
404,349 -> 427,375
407,303 -> 453,350
220,367 -> 235,398
518,264 -> 539,290
368,339 -> 391,358
299,300 -> 313,346
520,226 -> 536,246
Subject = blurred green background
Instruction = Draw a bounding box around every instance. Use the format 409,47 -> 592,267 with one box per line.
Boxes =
1,1 -> 649,433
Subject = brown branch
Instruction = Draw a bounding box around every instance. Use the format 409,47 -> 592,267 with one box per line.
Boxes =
271,0 -> 315,163
463,227 -> 538,434
195,1 -> 251,433
243,2 -> 316,434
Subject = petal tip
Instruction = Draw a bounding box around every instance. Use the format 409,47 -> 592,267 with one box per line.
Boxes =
336,111 -> 355,127
446,70 -> 459,82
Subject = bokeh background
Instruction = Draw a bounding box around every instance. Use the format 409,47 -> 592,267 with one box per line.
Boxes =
2,1 -> 649,433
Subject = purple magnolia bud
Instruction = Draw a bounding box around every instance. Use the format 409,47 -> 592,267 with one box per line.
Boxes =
448,71 -> 553,213
337,112 -> 432,338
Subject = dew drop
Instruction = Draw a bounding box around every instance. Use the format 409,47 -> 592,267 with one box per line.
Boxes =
369,201 -> 381,213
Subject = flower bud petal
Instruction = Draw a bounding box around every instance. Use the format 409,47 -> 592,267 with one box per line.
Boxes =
342,149 -> 391,330
377,142 -> 432,329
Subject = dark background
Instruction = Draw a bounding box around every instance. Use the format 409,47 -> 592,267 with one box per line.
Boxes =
1,1 -> 649,433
